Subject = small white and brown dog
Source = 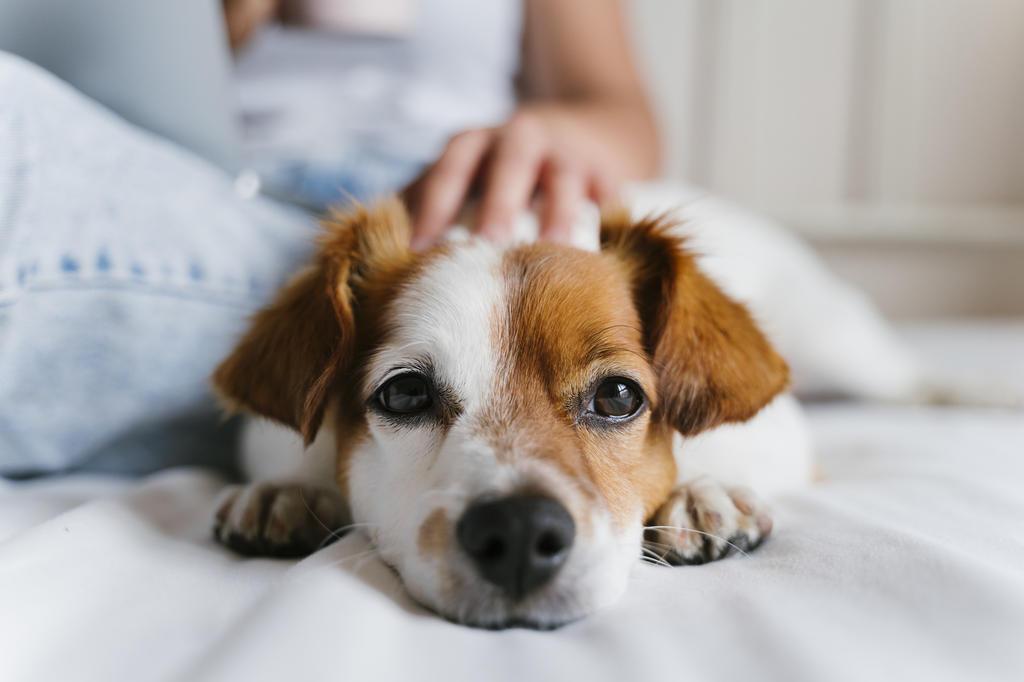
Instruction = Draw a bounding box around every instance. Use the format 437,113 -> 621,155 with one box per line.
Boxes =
210,198 -> 813,629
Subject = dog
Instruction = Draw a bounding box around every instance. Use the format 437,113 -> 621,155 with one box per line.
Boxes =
210,198 -> 812,629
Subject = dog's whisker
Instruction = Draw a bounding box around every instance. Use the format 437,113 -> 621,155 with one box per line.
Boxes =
641,542 -> 674,563
644,524 -> 752,558
296,489 -> 356,552
639,547 -> 673,568
346,550 -> 382,577
640,544 -> 675,562
298,488 -> 335,538
296,488 -> 381,549
288,547 -> 380,581
324,548 -> 380,570
314,521 -> 381,550
329,521 -> 381,532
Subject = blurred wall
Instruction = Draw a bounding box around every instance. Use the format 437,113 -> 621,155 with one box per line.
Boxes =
628,0 -> 1024,209
627,0 -> 1024,317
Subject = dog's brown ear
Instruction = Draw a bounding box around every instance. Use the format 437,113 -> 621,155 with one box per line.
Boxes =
212,199 -> 412,445
601,211 -> 788,436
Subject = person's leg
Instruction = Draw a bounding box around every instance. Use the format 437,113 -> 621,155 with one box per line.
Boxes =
0,53 -> 317,477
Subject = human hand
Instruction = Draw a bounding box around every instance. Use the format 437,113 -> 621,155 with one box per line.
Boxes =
405,105 -> 622,251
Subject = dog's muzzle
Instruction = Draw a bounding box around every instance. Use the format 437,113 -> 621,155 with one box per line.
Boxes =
456,494 -> 575,600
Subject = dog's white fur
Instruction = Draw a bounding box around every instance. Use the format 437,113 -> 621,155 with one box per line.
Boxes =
224,186 -> 1019,628
234,211 -> 815,627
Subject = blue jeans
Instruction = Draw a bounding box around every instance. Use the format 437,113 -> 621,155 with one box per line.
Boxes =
0,53 -> 420,477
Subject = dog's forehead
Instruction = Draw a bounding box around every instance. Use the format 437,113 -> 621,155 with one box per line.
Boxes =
365,240 -> 643,402
366,241 -> 504,408
501,244 -> 644,364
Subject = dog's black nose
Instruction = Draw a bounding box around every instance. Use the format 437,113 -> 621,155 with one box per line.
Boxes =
456,495 -> 575,600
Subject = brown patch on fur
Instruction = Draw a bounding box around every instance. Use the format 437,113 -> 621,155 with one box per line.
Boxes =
600,211 -> 789,436
211,197 -> 425,447
330,410 -> 369,503
417,507 -> 462,604
212,198 -> 466,523
211,263 -> 345,444
213,198 -> 786,544
483,212 -> 787,527
418,508 -> 451,561
484,245 -> 676,527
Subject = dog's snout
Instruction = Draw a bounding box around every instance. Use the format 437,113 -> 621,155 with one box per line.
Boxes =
456,495 -> 575,600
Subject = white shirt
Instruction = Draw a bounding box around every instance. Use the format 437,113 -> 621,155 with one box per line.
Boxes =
233,0 -> 522,175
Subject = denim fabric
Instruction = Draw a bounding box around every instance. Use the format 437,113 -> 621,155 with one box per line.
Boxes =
255,148 -> 426,214
0,53 -> 417,477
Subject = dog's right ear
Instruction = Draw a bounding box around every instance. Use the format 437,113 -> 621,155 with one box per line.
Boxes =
212,199 -> 412,445
601,210 -> 789,437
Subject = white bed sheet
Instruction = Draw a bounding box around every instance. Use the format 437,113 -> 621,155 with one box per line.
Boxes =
2,321 -> 1023,682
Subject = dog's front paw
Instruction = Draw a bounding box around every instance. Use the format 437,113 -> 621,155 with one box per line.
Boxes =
645,478 -> 772,566
213,483 -> 347,558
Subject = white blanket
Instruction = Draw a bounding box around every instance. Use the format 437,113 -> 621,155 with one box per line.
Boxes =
2,321 -> 1023,682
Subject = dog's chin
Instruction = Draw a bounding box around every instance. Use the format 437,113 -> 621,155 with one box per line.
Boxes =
426,590 -> 593,631
444,613 -> 581,631
399,561 -> 633,631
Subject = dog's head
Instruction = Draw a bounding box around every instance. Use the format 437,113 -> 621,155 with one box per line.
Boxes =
214,199 -> 787,628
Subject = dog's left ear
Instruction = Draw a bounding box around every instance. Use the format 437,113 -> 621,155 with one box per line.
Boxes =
212,199 -> 412,445
601,211 -> 789,436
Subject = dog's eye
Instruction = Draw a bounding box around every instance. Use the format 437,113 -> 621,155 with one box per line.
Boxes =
592,378 -> 644,419
377,374 -> 432,414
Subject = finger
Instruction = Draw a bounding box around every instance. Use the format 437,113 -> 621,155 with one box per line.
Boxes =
586,170 -> 620,208
401,172 -> 425,213
476,116 -> 547,241
411,129 -> 493,250
538,159 -> 586,245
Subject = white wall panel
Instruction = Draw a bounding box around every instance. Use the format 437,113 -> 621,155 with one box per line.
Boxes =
627,0 -> 707,182
864,0 -> 1024,204
627,0 -> 1024,215
706,0 -> 861,206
